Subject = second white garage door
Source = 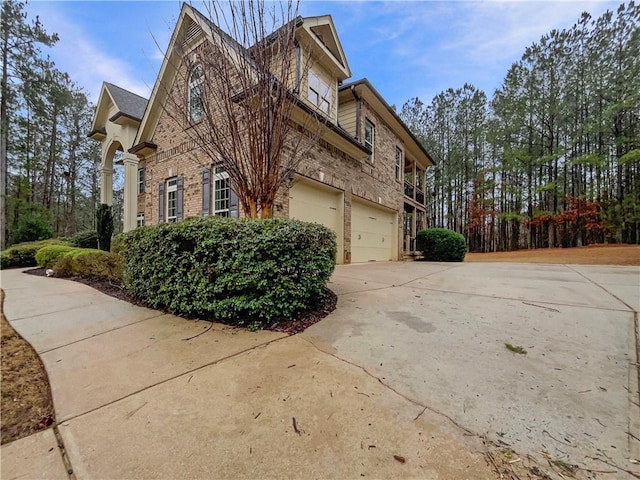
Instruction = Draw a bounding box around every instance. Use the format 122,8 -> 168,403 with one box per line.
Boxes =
351,200 -> 396,263
289,179 -> 344,264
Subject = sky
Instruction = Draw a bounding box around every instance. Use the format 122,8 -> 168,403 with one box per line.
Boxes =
24,0 -> 621,109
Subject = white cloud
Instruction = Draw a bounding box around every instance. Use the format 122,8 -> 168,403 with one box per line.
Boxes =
25,2 -> 164,103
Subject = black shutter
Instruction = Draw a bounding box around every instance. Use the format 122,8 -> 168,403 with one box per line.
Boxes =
158,182 -> 165,223
229,186 -> 239,218
177,176 -> 184,221
202,170 -> 210,217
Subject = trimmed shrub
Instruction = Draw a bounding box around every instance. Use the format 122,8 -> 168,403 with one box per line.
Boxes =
70,231 -> 99,249
1,239 -> 71,269
121,217 -> 336,326
53,250 -> 122,282
35,245 -> 80,268
63,248 -> 104,260
416,228 -> 467,262
96,204 -> 113,251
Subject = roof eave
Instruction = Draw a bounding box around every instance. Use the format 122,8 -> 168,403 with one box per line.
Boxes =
340,79 -> 435,167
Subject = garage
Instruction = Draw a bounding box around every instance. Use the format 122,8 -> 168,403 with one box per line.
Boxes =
351,199 -> 396,263
289,179 -> 344,263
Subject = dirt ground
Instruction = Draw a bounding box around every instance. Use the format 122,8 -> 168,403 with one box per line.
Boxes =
465,244 -> 640,266
0,289 -> 55,444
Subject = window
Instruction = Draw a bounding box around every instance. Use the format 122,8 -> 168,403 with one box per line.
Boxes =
137,168 -> 145,194
395,147 -> 403,181
137,212 -> 145,227
166,178 -> 178,222
213,166 -> 230,217
308,70 -> 331,114
188,65 -> 204,122
364,120 -> 374,163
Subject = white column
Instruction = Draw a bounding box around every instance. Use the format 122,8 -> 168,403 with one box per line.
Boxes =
122,153 -> 139,232
100,167 -> 114,206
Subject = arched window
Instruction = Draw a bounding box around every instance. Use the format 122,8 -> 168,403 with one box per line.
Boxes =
188,65 -> 204,122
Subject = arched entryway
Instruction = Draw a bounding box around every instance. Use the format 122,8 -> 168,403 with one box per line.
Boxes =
88,82 -> 148,232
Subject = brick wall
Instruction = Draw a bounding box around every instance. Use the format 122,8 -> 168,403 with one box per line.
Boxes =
135,38 -> 407,262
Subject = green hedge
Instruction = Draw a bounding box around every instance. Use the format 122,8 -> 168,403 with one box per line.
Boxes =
1,239 -> 71,269
54,250 -> 122,281
121,217 -> 336,326
35,245 -> 80,268
416,228 -> 467,262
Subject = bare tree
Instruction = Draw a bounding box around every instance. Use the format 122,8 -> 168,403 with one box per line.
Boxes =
159,0 -> 327,218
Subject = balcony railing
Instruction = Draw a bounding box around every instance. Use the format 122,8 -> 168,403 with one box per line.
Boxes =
404,181 -> 425,205
404,181 -> 414,199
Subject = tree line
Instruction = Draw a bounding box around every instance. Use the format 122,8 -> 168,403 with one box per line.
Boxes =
1,0 -> 102,249
2,0 -> 638,252
400,2 -> 639,251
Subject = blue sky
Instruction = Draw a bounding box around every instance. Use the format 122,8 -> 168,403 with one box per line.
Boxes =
25,1 -> 620,108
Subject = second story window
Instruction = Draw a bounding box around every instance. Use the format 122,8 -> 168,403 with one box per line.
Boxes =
137,212 -> 145,227
395,147 -> 403,181
308,70 -> 331,114
188,65 -> 204,122
364,120 -> 375,163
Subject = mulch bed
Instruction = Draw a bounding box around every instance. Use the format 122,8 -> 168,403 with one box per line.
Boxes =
24,268 -> 337,334
0,289 -> 55,444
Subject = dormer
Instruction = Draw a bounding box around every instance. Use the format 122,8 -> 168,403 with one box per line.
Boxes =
295,16 -> 350,123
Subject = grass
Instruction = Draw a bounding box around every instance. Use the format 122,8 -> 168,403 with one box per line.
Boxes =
505,343 -> 527,355
0,289 -> 55,444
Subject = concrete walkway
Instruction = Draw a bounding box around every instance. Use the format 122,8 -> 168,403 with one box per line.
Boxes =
1,261 -> 638,479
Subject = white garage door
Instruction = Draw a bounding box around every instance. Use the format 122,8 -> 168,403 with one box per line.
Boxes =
351,200 -> 396,263
289,180 -> 343,264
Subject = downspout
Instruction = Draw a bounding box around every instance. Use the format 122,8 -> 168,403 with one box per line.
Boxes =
350,85 -> 361,141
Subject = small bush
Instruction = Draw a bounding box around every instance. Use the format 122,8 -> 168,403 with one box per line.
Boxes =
416,228 -> 467,262
70,231 -> 99,249
35,245 -> 80,268
1,251 -> 10,270
53,249 -> 123,282
1,239 -> 71,269
121,217 -> 336,326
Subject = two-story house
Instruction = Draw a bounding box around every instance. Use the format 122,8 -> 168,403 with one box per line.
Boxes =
88,3 -> 433,264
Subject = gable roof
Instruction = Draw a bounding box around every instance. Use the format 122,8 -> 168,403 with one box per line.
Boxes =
298,15 -> 350,80
104,82 -> 148,122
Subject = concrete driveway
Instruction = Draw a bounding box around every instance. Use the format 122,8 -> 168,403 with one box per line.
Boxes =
303,261 -> 640,474
1,261 -> 638,479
